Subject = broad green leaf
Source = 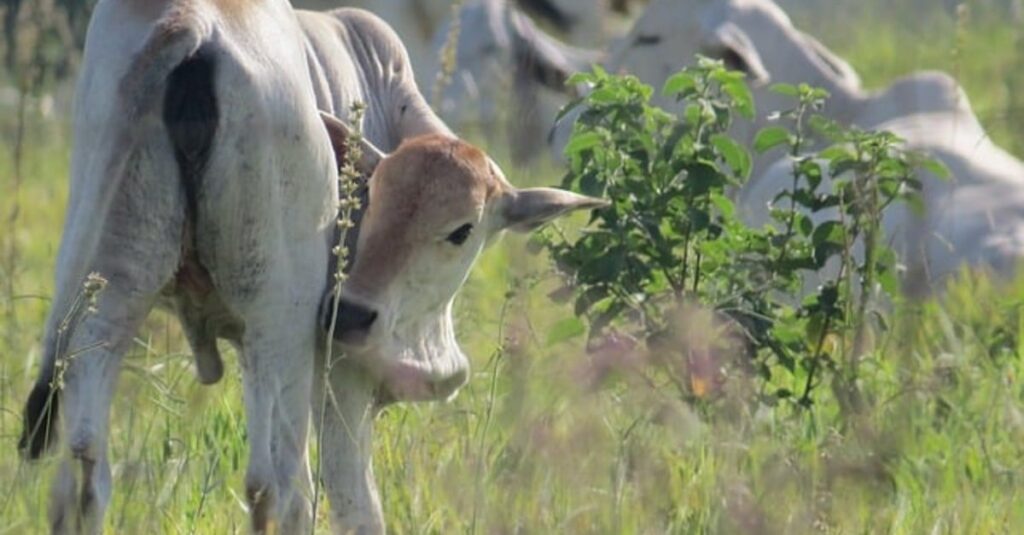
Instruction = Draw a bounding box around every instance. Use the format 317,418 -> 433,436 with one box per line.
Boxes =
684,162 -> 724,196
796,158 -> 824,190
920,157 -> 952,180
808,114 -> 841,138
554,96 -> 585,123
811,221 -> 845,266
819,144 -> 855,162
769,83 -> 799,97
546,317 -> 585,346
566,72 -> 593,86
564,131 -> 604,157
588,87 -> 620,104
663,72 -> 697,97
710,192 -> 736,219
753,126 -> 791,153
797,213 -> 813,236
684,103 -> 702,125
808,87 -> 831,100
722,78 -> 755,119
711,134 -> 752,179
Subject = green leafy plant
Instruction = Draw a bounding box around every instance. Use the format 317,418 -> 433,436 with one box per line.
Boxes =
543,60 -> 945,409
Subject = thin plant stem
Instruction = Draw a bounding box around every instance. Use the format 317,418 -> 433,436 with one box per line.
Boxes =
311,102 -> 366,533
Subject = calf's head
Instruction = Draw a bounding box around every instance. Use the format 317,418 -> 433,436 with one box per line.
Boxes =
321,113 -> 606,401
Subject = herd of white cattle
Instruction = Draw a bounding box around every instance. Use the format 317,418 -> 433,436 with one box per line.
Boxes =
15,0 -> 1024,534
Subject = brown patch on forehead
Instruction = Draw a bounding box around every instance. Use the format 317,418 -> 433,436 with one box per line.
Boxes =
368,135 -> 504,232
346,134 -> 505,295
124,0 -> 249,19
376,134 -> 502,205
211,0 -> 250,16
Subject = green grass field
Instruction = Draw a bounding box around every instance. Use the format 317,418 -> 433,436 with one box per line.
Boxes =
2,4 -> 1024,533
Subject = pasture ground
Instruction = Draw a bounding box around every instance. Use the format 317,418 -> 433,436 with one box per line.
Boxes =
2,4 -> 1024,533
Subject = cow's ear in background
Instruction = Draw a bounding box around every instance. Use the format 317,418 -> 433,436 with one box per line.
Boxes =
798,32 -> 862,89
702,22 -> 770,86
320,111 -> 386,176
498,187 -> 609,232
508,9 -> 604,94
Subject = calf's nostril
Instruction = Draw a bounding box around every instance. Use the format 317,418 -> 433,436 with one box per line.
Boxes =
332,298 -> 379,341
356,309 -> 378,330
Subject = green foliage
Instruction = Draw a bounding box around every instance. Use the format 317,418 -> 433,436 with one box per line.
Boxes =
543,62 -> 946,407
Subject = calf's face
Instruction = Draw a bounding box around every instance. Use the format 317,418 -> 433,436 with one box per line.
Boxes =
322,118 -> 606,401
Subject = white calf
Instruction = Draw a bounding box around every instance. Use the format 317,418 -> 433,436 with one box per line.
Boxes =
315,114 -> 607,533
20,0 -> 340,532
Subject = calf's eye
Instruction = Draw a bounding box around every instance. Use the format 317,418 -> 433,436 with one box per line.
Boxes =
446,223 -> 473,245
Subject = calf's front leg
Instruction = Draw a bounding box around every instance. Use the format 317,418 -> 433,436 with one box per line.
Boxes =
314,355 -> 383,535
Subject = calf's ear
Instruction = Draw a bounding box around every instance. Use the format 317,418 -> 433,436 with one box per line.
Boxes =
499,187 -> 609,232
508,8 -> 604,95
319,111 -> 386,176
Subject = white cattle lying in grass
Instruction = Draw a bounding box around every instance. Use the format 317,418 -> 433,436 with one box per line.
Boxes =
741,110 -> 1024,289
18,1 -> 605,533
550,0 -> 1024,287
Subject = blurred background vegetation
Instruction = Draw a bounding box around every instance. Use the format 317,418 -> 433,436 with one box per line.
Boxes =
1,1 -> 1023,533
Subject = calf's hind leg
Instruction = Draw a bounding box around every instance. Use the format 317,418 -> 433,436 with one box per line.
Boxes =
47,264 -> 180,534
44,142 -> 185,533
235,298 -> 318,534
48,285 -> 155,534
